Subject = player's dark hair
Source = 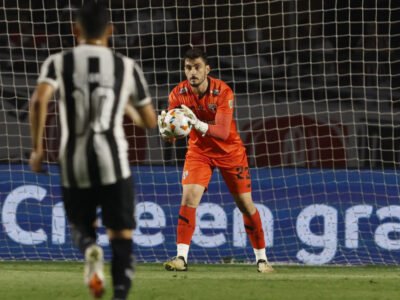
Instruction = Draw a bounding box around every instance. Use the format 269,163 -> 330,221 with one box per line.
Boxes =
76,0 -> 110,39
183,48 -> 209,65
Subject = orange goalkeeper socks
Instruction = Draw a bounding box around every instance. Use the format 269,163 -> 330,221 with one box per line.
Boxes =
177,205 -> 196,245
243,209 -> 266,249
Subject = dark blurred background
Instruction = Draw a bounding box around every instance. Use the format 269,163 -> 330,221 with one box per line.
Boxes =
2,0 -> 399,102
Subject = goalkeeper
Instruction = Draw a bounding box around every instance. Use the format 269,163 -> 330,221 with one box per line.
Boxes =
159,48 -> 273,273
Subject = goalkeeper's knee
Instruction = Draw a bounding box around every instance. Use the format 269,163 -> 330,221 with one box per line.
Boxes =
70,225 -> 96,253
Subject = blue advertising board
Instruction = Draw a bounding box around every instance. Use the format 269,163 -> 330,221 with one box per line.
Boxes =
1,164 -> 400,265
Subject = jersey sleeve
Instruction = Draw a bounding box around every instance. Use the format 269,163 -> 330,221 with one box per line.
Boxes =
217,87 -> 234,115
167,89 -> 181,110
130,61 -> 152,107
37,54 -> 59,90
206,87 -> 235,140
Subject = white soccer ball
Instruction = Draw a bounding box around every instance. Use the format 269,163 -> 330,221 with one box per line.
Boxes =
162,109 -> 192,139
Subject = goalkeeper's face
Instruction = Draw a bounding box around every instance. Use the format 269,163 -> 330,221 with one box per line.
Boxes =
184,58 -> 210,88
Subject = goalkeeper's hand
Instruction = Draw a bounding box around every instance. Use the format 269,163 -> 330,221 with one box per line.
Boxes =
181,105 -> 208,136
157,110 -> 176,142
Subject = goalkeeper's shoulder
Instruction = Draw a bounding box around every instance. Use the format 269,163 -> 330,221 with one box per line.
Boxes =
209,76 -> 233,94
173,80 -> 190,94
168,80 -> 190,100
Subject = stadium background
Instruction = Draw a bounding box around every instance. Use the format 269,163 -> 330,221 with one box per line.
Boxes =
1,0 -> 400,265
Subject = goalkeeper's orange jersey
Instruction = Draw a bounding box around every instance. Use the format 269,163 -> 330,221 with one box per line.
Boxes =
168,76 -> 245,158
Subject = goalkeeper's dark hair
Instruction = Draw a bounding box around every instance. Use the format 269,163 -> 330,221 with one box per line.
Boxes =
183,48 -> 209,65
76,0 -> 110,39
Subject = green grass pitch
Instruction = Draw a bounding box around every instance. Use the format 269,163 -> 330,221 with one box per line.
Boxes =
0,262 -> 399,300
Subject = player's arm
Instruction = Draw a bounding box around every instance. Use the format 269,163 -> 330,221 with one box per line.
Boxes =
135,103 -> 157,129
124,103 -> 142,127
125,102 -> 155,128
29,55 -> 59,173
206,111 -> 232,140
181,89 -> 233,140
29,83 -> 55,173
129,63 -> 157,129
205,88 -> 234,140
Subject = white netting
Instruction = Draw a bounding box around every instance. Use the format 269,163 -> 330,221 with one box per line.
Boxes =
1,0 -> 400,265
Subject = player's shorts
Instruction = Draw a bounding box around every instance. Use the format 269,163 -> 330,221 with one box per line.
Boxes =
62,176 -> 135,230
182,149 -> 252,194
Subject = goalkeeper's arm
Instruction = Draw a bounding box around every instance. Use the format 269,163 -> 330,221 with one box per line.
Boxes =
181,105 -> 231,140
206,112 -> 231,140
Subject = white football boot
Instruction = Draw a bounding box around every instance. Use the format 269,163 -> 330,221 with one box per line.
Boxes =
257,259 -> 274,273
164,256 -> 188,271
84,245 -> 105,298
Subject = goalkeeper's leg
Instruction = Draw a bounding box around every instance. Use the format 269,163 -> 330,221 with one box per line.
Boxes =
164,183 -> 205,271
242,208 -> 274,273
220,157 -> 274,273
233,193 -> 274,273
164,205 -> 195,271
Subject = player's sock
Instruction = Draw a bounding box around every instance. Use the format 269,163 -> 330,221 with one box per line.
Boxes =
71,225 -> 97,253
110,238 -> 134,300
243,209 -> 266,254
254,248 -> 267,262
177,243 -> 190,263
176,205 -> 196,260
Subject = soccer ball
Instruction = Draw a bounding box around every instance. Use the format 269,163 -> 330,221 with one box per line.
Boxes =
162,109 -> 192,139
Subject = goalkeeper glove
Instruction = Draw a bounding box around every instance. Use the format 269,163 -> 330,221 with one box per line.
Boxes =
158,110 -> 175,141
181,105 -> 208,136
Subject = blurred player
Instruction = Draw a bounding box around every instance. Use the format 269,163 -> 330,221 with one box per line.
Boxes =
159,48 -> 273,273
29,1 -> 157,299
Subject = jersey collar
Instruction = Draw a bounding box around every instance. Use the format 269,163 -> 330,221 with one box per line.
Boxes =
187,77 -> 211,100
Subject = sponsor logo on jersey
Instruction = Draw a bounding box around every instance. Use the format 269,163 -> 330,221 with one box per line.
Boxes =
228,99 -> 233,109
208,103 -> 217,112
212,89 -> 220,95
179,87 -> 188,94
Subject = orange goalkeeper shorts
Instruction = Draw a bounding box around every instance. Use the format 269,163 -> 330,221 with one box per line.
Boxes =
182,149 -> 252,194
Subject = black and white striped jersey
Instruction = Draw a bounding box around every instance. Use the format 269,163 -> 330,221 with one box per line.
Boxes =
37,44 -> 151,188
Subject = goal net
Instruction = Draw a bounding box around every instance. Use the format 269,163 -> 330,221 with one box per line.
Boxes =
1,0 -> 400,265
